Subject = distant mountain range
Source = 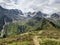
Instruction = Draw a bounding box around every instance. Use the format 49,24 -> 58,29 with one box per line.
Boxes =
0,6 -> 23,21
0,6 -> 23,31
0,6 -> 60,21
0,6 -> 60,31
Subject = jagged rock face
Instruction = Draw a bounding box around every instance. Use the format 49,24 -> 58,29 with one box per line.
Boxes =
0,15 -> 13,31
51,13 -> 60,18
0,6 -> 23,31
0,17 -> 5,31
0,6 -> 23,20
33,11 -> 47,18
34,11 -> 43,17
51,13 -> 60,20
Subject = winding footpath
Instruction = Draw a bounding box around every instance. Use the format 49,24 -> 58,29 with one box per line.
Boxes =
33,36 -> 40,45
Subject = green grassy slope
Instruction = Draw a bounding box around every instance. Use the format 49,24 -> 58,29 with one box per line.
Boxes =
0,17 -> 60,45
0,30 -> 60,45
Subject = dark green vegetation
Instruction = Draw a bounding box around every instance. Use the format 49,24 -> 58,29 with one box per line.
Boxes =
4,17 -> 59,36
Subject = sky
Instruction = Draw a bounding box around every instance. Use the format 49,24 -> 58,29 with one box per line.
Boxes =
0,0 -> 60,14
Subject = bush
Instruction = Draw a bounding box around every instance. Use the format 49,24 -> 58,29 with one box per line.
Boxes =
42,39 -> 60,45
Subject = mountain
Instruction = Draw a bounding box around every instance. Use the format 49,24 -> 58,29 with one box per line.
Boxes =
0,15 -> 59,42
0,16 -> 60,45
25,11 -> 47,19
51,13 -> 60,20
0,6 -> 23,20
46,13 -> 60,29
0,5 -> 60,36
0,6 -> 24,31
0,6 -> 60,45
31,11 -> 47,19
3,16 -> 58,36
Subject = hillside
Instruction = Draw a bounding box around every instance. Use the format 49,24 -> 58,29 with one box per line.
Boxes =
2,17 -> 59,36
0,30 -> 60,45
0,14 -> 59,45
0,16 -> 59,45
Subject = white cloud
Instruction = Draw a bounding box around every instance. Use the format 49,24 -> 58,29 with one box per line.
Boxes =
0,0 -> 60,14
42,6 -> 58,14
